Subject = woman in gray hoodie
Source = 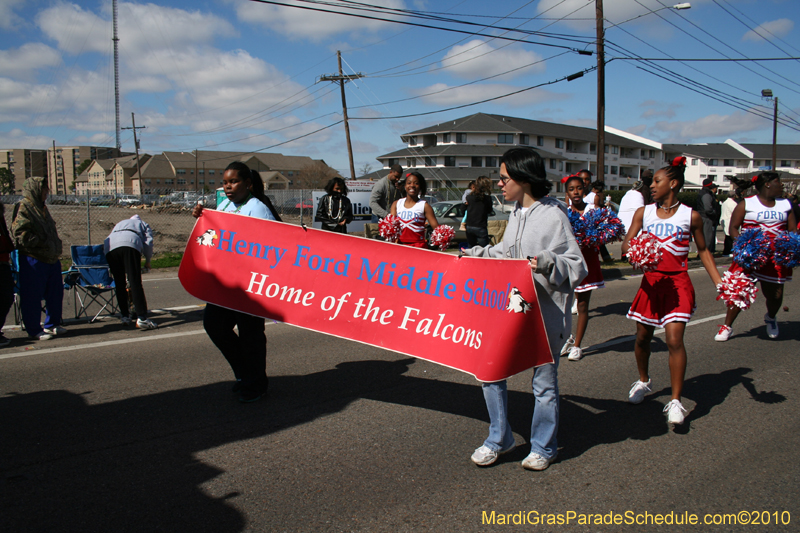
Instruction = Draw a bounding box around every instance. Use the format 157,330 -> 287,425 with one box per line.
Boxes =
464,147 -> 587,471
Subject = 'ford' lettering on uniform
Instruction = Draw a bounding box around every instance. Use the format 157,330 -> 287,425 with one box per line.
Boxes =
736,195 -> 793,283
627,203 -> 696,327
396,199 -> 427,247
643,203 -> 692,272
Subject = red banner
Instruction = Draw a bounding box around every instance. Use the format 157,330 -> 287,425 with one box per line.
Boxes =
179,210 -> 552,382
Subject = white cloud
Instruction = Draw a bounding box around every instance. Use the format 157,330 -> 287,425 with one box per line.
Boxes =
0,0 -> 25,30
440,40 -> 546,81
37,2 -> 236,55
742,19 -> 794,42
415,83 -> 569,108
0,128 -> 52,149
535,0 -> 702,31
0,43 -> 61,81
650,109 -> 768,141
233,0 -> 405,41
640,100 -> 681,119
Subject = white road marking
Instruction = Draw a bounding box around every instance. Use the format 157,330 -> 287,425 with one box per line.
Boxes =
0,329 -> 207,360
584,312 -> 728,353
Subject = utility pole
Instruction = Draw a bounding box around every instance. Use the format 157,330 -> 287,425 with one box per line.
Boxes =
319,51 -> 364,180
52,140 -> 57,194
771,97 -> 778,171
122,112 -> 145,195
595,0 -> 605,183
113,0 -> 121,151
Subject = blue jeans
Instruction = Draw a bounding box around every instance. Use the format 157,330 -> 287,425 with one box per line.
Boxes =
481,356 -> 560,459
19,255 -> 64,336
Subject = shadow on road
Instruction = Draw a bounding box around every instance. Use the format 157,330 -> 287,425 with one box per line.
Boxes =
0,359 -> 785,530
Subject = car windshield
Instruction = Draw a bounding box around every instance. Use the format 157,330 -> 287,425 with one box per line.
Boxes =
431,203 -> 453,218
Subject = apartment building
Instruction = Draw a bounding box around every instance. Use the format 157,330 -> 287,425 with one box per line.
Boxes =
74,154 -> 149,196
47,146 -> 125,195
372,113 -> 663,192
0,149 -> 48,192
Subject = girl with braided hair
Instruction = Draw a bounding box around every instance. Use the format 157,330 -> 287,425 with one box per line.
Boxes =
713,172 -> 796,342
621,157 -> 722,426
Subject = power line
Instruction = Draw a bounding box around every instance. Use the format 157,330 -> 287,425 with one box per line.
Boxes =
246,0 -> 594,52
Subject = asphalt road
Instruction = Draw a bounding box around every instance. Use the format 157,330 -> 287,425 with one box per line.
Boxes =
1,265 -> 798,532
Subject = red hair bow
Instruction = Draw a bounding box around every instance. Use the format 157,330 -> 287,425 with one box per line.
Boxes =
561,173 -> 577,184
406,173 -> 412,177
671,156 -> 687,167
751,175 -> 758,183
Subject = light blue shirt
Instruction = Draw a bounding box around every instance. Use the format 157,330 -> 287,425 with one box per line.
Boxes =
217,195 -> 275,220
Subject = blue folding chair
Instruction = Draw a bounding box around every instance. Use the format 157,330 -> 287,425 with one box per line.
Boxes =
63,245 -> 119,322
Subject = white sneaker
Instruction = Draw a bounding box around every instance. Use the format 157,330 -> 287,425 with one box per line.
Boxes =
628,379 -> 652,404
663,399 -> 688,425
764,314 -> 779,339
567,346 -> 583,361
120,316 -> 132,326
136,318 -> 158,330
521,451 -> 554,471
571,299 -> 578,315
29,332 -> 53,341
471,443 -> 516,466
560,335 -> 575,356
714,324 -> 732,342
43,326 -> 67,335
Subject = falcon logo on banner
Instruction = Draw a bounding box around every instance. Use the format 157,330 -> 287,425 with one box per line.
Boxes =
179,210 -> 552,382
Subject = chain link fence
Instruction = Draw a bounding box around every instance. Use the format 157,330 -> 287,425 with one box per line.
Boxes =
1,185 -> 470,260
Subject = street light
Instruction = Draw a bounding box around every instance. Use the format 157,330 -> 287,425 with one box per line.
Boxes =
761,89 -> 778,170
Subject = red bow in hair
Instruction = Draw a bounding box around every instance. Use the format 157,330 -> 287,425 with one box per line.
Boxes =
406,173 -> 412,177
751,175 -> 758,183
561,173 -> 577,184
671,156 -> 687,167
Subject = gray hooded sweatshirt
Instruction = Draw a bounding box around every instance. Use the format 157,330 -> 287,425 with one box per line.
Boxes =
464,196 -> 588,357
103,214 -> 154,260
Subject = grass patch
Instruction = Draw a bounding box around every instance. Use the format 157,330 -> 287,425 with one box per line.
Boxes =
149,252 -> 183,269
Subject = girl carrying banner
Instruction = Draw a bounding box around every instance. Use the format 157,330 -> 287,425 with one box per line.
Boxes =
463,147 -> 587,471
192,161 -> 279,403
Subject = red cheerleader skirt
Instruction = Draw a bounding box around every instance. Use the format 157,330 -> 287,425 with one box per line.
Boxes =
627,270 -> 696,327
728,260 -> 792,285
575,247 -> 605,293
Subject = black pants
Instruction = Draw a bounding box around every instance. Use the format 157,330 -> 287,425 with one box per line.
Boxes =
722,235 -> 734,256
203,304 -> 268,391
0,263 -> 14,330
466,226 -> 490,247
106,247 -> 147,319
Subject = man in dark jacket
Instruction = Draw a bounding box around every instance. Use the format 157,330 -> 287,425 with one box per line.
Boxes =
696,177 -> 721,254
369,164 -> 402,221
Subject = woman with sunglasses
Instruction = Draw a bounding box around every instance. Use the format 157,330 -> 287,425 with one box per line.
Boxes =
462,147 -> 586,472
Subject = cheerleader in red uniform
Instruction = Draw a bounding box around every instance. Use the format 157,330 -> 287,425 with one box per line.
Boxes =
714,172 -> 797,341
560,175 -> 604,361
390,171 -> 439,248
621,158 -> 722,425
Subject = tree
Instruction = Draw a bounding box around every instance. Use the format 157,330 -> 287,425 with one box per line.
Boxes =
294,161 -> 340,190
0,168 -> 15,195
357,163 -> 373,177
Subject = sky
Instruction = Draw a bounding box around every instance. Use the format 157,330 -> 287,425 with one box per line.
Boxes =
1,0 -> 798,178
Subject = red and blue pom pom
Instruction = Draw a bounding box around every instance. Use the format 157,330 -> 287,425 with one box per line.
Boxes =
626,232 -> 662,272
732,228 -> 771,271
430,225 -> 455,251
772,231 -> 800,268
716,270 -> 758,310
568,208 -> 625,248
378,215 -> 402,242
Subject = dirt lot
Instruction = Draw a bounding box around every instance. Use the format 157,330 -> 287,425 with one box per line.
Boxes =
4,204 -> 312,259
